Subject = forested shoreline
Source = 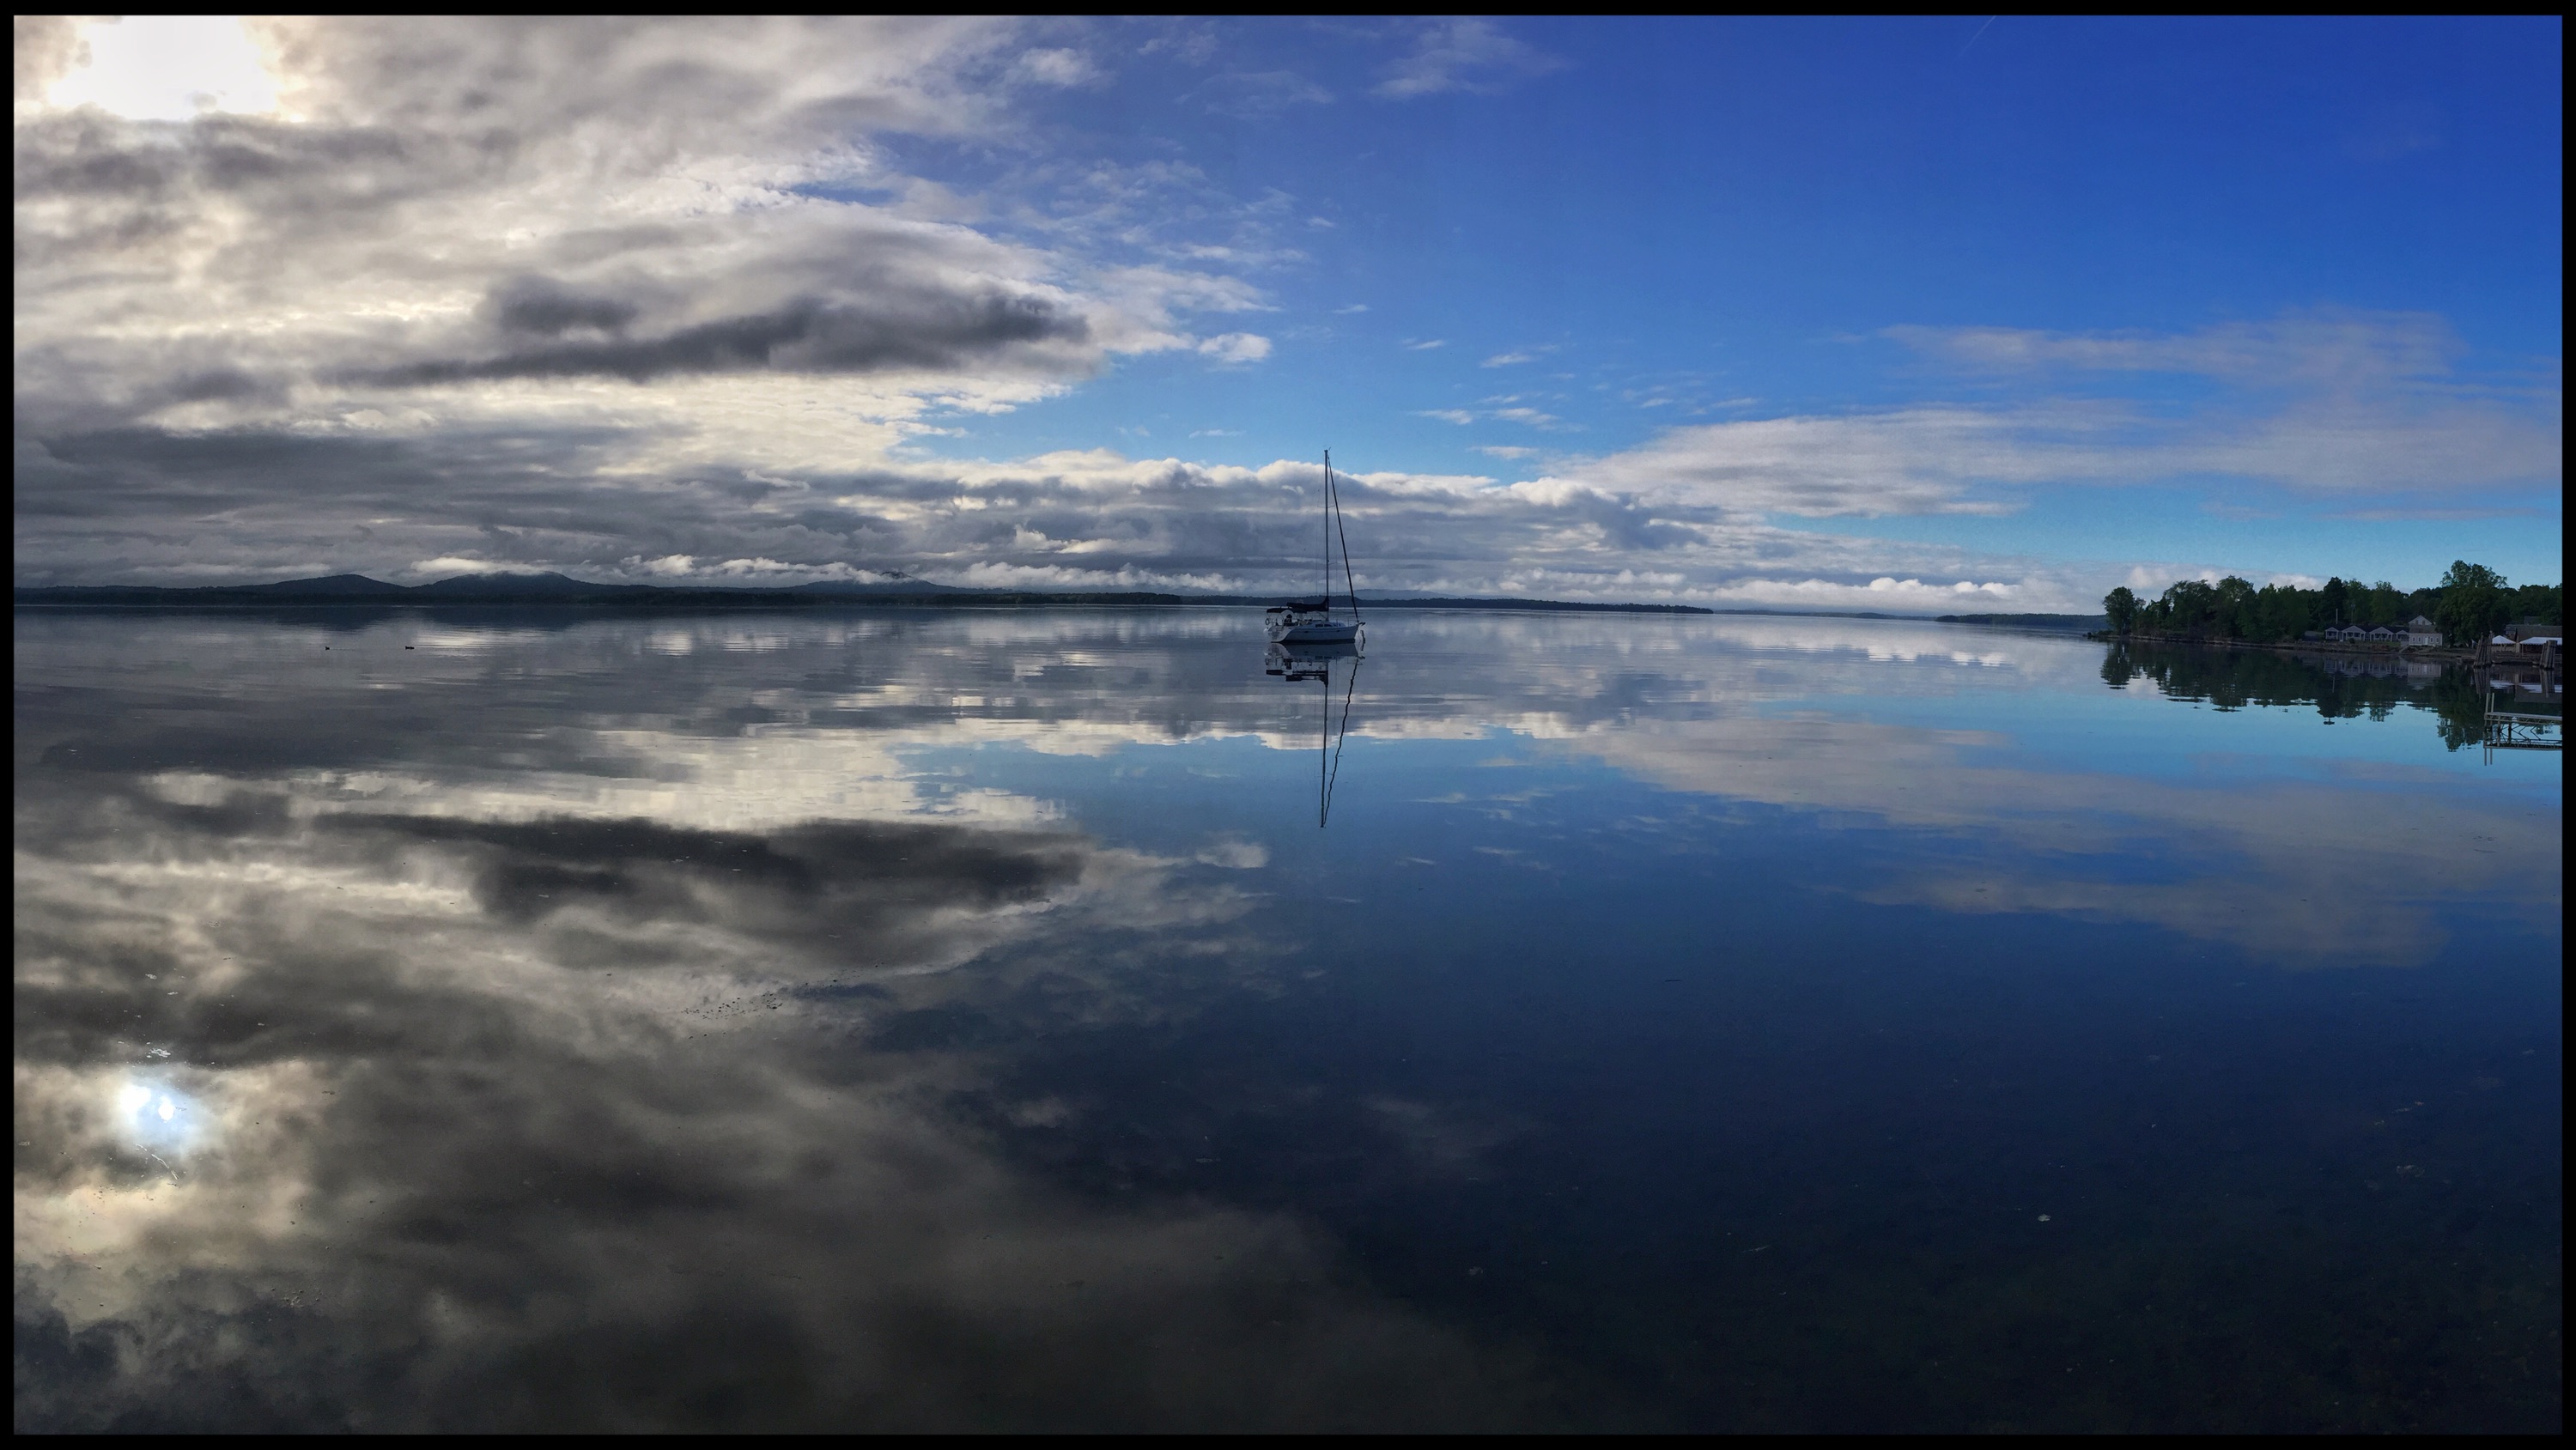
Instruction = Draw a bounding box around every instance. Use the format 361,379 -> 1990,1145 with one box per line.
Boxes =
2102,561 -> 2560,645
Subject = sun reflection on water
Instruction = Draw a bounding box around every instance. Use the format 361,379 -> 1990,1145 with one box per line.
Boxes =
117,1077 -> 204,1156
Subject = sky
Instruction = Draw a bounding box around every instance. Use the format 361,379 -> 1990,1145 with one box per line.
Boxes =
11,16 -> 2563,610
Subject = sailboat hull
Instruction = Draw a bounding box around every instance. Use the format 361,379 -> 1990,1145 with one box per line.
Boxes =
1269,619 -> 1362,646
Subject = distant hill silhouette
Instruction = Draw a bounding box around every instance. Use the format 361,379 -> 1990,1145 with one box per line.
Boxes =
411,571 -> 652,597
241,573 -> 414,596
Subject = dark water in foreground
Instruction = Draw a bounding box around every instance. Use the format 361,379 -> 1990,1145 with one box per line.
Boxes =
13,609 -> 2561,1432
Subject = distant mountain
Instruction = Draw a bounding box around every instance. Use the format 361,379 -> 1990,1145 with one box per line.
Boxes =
243,573 -> 414,596
411,571 -> 652,597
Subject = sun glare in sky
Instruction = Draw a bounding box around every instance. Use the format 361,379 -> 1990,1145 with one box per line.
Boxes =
46,16 -> 279,122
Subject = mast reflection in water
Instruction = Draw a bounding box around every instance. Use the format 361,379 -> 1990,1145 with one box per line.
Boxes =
1266,639 -> 1364,826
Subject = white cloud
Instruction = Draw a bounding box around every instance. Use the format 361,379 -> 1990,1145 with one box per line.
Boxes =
1414,405 -> 1571,432
1885,308 -> 2460,385
1011,47 -> 1103,88
408,556 -> 515,575
1401,338 -> 1446,351
1551,408 -> 2093,519
1883,310 -> 2562,494
1701,577 -> 2018,610
1196,332 -> 1272,364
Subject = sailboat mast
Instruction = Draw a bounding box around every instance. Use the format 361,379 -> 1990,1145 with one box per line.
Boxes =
1331,459 -> 1361,625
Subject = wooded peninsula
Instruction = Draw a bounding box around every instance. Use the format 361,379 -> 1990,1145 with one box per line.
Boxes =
2102,561 -> 2560,646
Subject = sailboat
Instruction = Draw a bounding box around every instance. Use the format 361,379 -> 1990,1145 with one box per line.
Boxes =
1265,451 -> 1364,648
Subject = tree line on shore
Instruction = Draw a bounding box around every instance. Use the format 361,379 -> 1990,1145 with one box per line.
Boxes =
2102,561 -> 2561,645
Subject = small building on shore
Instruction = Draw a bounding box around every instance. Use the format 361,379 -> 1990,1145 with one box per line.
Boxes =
2485,630 -> 2564,676
2403,616 -> 2442,646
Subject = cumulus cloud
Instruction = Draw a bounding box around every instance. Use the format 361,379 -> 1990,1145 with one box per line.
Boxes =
13,18 -> 1238,433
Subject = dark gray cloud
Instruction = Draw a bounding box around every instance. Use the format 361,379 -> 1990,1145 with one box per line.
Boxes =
10,415 -> 2075,604
486,275 -> 641,337
373,284 -> 1090,386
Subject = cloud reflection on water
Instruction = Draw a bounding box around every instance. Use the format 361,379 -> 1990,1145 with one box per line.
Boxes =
13,608 -> 2558,1429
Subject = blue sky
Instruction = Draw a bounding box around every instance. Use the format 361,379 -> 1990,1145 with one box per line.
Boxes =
13,17 -> 2563,605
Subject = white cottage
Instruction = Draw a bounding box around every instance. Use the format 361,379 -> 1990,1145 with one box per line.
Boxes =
2403,615 -> 2442,646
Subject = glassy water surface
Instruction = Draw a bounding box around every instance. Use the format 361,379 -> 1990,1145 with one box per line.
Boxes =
14,609 -> 2561,1431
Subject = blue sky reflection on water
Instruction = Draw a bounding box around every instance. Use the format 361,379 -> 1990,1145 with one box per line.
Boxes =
12,608 -> 2561,1431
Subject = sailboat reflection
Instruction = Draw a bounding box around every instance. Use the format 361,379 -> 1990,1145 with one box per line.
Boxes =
1266,640 -> 1364,826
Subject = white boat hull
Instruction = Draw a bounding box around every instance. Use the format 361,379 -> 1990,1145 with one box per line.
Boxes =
1268,618 -> 1362,646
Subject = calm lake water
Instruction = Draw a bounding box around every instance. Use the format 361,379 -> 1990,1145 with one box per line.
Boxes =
13,608 -> 2561,1431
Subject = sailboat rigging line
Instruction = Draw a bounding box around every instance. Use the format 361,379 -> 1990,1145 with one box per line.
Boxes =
1321,450 -> 1333,609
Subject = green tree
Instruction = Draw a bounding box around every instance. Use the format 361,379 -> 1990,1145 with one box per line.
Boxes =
2160,579 -> 2219,636
2506,581 -> 2562,629
2435,561 -> 2507,644
2103,585 -> 2140,634
2215,576 -> 2256,638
